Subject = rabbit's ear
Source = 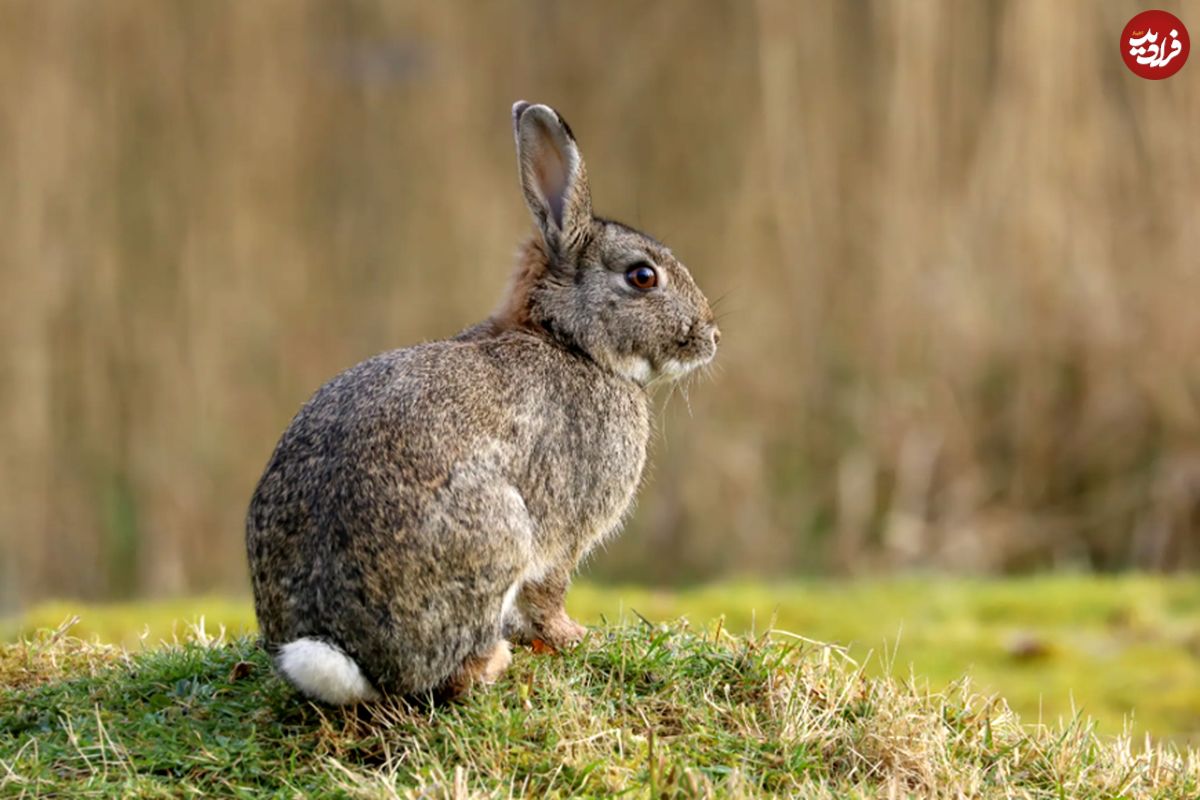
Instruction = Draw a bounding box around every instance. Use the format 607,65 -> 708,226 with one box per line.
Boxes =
512,101 -> 593,256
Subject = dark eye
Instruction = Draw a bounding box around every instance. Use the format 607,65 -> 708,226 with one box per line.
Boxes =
625,263 -> 658,291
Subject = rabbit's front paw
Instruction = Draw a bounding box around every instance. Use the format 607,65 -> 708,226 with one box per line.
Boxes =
442,640 -> 513,700
480,640 -> 513,682
538,612 -> 587,650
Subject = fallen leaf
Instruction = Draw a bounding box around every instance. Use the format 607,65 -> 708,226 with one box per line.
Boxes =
530,638 -> 557,655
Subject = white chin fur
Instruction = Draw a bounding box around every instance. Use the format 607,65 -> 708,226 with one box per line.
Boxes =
657,357 -> 705,381
618,354 -> 707,385
617,356 -> 654,385
660,358 -> 689,378
276,638 -> 380,705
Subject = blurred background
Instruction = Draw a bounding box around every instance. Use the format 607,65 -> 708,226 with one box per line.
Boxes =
2,0 -> 1199,738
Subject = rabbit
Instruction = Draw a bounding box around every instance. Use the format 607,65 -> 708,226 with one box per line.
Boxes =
245,101 -> 720,705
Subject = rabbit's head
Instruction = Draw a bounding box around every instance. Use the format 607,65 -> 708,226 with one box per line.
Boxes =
501,101 -> 720,386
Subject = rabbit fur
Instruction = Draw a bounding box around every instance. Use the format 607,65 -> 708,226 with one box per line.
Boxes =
246,101 -> 720,704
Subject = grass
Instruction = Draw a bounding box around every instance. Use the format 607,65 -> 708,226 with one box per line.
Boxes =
3,618 -> 1199,798
6,575 -> 1200,744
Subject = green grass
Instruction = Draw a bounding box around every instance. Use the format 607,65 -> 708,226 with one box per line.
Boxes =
6,576 -> 1200,745
570,576 -> 1200,745
3,619 -> 1198,798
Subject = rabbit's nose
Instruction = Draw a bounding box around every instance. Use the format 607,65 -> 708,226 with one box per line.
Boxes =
711,326 -> 722,346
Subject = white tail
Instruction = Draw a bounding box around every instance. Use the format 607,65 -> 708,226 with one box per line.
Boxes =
275,638 -> 380,705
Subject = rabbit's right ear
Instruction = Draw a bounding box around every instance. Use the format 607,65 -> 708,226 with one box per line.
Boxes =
512,101 -> 593,258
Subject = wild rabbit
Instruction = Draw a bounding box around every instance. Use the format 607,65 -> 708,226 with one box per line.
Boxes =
246,101 -> 719,704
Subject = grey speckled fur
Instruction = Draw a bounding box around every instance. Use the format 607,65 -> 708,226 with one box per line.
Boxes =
246,101 -> 719,701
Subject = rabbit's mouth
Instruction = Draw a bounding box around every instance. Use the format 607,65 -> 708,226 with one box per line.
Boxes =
656,326 -> 719,382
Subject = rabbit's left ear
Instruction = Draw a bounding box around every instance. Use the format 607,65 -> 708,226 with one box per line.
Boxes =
512,101 -> 593,257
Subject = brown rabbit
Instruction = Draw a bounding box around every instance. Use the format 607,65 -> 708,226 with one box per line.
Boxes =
245,101 -> 719,704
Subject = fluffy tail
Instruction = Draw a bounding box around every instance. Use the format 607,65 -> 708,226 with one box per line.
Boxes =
275,638 -> 381,705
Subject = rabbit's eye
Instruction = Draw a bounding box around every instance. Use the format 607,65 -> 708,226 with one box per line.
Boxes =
625,264 -> 658,291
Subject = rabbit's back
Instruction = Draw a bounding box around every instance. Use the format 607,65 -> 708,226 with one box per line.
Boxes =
246,330 -> 649,693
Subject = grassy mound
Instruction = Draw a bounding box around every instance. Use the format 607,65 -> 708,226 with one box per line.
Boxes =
2,621 -> 1198,798
9,576 -> 1200,742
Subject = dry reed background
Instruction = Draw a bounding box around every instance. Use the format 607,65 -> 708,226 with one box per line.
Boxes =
1,1 -> 1198,610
